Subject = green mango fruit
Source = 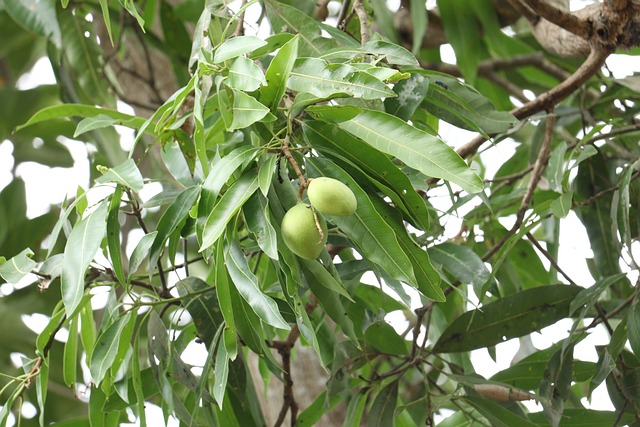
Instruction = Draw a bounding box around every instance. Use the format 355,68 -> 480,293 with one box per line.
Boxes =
281,203 -> 328,260
307,177 -> 357,216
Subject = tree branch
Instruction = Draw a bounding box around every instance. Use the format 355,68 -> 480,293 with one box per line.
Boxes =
525,0 -> 592,39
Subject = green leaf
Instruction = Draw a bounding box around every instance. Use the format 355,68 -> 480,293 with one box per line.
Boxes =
627,298 -> 640,358
462,396 -> 538,427
61,201 -> 109,316
437,0 -> 482,82
261,35 -> 299,111
307,158 -> 417,288
16,104 -> 146,133
364,321 -> 409,355
90,312 -> 132,385
569,273 -> 626,315
428,242 -> 490,288
214,242 -> 238,359
367,379 -> 399,427
225,239 -> 290,330
337,109 -> 483,193
213,35 -> 267,63
418,72 -> 518,134
263,0 -> 326,56
63,314 -> 80,387
551,191 -> 573,218
0,247 -> 36,283
148,186 -> 200,274
362,40 -> 419,67
410,0 -> 427,54
289,58 -> 396,100
384,73 -> 430,121
227,56 -> 267,91
540,345 -> 574,426
106,186 -> 125,286
213,334 -> 230,408
201,172 -> 259,251
96,159 -> 144,192
229,89 -> 270,131
4,0 -> 61,46
433,285 -> 582,353
527,409 -> 635,426
128,231 -> 157,279
74,114 -> 119,137
301,259 -> 353,301
302,120 -> 431,230
296,390 -> 341,426
243,193 -> 279,260
176,277 -> 224,347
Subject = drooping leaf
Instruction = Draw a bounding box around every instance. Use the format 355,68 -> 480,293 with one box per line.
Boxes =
201,172 -> 259,251
336,109 -> 483,193
260,35 -> 299,111
90,312 -> 132,385
225,239 -> 290,330
61,201 -> 109,316
364,321 -> 409,355
433,285 -> 582,352
106,186 -> 125,286
96,159 -> 144,192
367,379 -> 399,427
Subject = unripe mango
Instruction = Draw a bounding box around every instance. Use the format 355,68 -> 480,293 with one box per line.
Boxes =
281,203 -> 328,260
307,177 -> 357,217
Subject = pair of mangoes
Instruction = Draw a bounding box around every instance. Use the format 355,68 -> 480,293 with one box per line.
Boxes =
281,177 -> 357,260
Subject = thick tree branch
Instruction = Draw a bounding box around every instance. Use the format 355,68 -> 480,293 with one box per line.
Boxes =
457,47 -> 611,160
525,0 -> 592,39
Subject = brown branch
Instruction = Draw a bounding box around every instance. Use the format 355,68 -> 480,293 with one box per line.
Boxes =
457,47 -> 611,160
354,0 -> 370,44
337,0 -> 352,29
525,0 -> 592,39
281,137 -> 307,200
526,232 -> 576,285
506,0 -> 538,22
272,325 -> 301,427
234,0 -> 248,36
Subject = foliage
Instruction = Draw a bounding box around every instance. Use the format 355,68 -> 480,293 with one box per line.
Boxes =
1,0 -> 640,426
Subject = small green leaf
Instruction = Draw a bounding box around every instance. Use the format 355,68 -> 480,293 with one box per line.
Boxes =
428,242 -> 490,288
128,231 -> 157,279
462,396 -> 539,427
213,36 -> 267,63
364,321 -> 409,355
243,193 -> 279,260
384,73 -> 430,121
229,90 -> 270,131
551,191 -> 573,218
90,312 -> 132,385
227,56 -> 267,91
213,334 -> 230,408
74,114 -> 118,137
61,201 -> 109,316
261,35 -> 299,111
63,313 -> 79,387
362,40 -> 418,66
106,186 -> 125,286
96,159 -> 144,191
0,247 -> 36,283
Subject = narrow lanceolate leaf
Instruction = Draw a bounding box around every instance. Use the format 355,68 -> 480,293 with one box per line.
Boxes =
213,334 -> 230,408
433,285 -> 582,353
627,298 -> 640,358
243,193 -> 279,260
367,380 -> 399,427
288,58 -> 397,100
362,40 -> 419,67
213,35 -> 267,63
96,159 -> 144,191
225,240 -> 290,330
128,231 -> 157,280
462,396 -> 539,427
63,314 -> 80,387
106,186 -> 125,286
307,158 -> 418,288
16,104 -> 146,133
338,110 -> 483,193
0,247 -> 36,283
176,277 -> 224,347
61,201 -> 109,316
200,173 -> 260,251
229,90 -> 270,131
148,186 -> 200,273
3,0 -> 61,46
261,35 -> 299,111
90,312 -> 132,385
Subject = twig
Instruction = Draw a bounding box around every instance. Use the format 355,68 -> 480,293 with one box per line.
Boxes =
525,232 -> 576,285
234,0 -> 247,36
281,137 -> 307,200
353,0 -> 369,44
337,0 -> 353,29
272,325 -> 301,427
483,112 -> 556,260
